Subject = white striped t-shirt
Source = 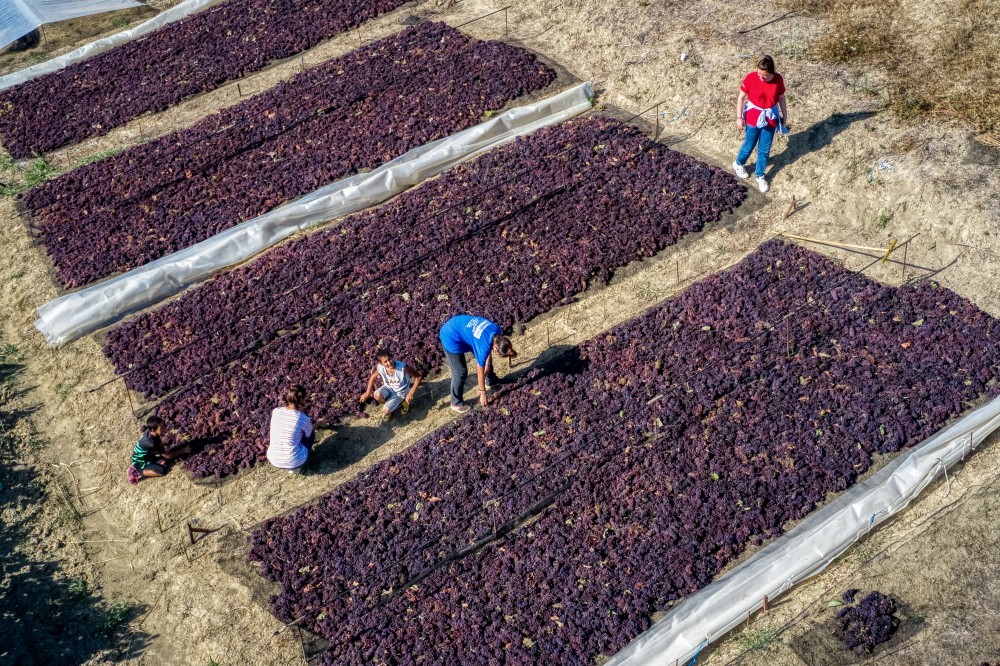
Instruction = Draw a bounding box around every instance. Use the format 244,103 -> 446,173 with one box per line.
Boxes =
267,407 -> 313,469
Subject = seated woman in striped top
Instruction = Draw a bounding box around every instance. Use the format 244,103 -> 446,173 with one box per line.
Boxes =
359,349 -> 423,422
267,385 -> 330,474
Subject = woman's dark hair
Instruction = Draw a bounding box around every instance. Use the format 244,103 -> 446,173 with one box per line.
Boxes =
494,335 -> 517,358
143,415 -> 166,434
375,349 -> 391,361
284,385 -> 308,410
757,54 -> 776,74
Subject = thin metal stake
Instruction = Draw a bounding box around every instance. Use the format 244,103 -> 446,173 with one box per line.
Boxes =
654,102 -> 660,142
504,7 -> 509,38
762,594 -> 770,612
900,243 -> 908,281
296,625 -> 308,660
237,83 -> 243,97
300,55 -> 305,71
187,522 -> 214,545
675,259 -> 680,285
546,325 -> 551,347
156,508 -> 164,533
123,377 -> 138,420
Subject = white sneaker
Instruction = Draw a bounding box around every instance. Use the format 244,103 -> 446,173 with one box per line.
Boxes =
755,175 -> 769,193
733,161 -> 748,179
450,403 -> 470,414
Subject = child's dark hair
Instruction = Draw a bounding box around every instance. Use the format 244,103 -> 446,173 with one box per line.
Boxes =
494,335 -> 517,358
143,415 -> 166,434
757,54 -> 776,74
284,385 -> 308,410
375,348 -> 391,361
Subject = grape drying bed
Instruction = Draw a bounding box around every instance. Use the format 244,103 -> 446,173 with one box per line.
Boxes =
104,116 -> 745,478
248,240 -> 1000,665
0,0 -> 412,157
22,22 -> 557,288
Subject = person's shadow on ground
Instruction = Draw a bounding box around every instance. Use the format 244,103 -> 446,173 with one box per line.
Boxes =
310,344 -> 580,473
768,111 -> 877,179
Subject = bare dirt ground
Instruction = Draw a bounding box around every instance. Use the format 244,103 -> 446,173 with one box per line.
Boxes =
1,0 -> 999,664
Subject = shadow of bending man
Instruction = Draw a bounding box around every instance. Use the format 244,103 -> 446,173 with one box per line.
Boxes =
768,111 -> 877,179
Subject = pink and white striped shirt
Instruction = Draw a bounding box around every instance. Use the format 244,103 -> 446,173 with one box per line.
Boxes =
267,407 -> 313,469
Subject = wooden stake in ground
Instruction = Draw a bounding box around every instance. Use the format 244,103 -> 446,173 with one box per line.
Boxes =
783,195 -> 798,220
187,522 -> 214,545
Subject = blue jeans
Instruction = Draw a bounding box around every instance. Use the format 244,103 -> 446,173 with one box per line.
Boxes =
736,124 -> 776,178
443,350 -> 498,405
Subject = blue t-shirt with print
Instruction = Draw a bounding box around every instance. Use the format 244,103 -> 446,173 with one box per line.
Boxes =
439,315 -> 501,367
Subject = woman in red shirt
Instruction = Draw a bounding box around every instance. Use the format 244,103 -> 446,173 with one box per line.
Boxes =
733,55 -> 789,193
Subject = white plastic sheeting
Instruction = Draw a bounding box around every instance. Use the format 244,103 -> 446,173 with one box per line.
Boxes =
0,0 -> 144,52
33,83 -> 594,346
0,0 -> 220,90
606,393 -> 1000,666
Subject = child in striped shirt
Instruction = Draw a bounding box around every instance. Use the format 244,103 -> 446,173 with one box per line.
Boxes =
359,349 -> 422,421
127,416 -> 189,484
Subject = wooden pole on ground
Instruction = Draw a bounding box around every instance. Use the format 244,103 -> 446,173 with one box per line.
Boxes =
780,232 -> 889,254
187,522 -> 214,545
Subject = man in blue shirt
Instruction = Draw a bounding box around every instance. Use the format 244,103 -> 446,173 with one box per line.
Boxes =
439,315 -> 518,413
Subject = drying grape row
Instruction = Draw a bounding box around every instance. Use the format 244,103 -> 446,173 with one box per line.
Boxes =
124,116 -> 743,477
0,0 -> 411,157
249,240 -> 1000,665
23,22 -> 556,288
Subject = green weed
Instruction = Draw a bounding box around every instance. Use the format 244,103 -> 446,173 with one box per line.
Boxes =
874,207 -> 893,229
0,343 -> 24,363
737,626 -> 779,652
74,148 -> 123,167
98,598 -> 134,637
65,576 -> 89,600
23,158 -> 56,187
1,157 -> 58,197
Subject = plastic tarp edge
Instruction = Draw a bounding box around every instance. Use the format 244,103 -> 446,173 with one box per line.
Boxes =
605,392 -> 1000,666
0,0 -> 222,91
33,83 -> 594,346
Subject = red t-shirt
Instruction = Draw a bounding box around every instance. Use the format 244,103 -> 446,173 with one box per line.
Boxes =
741,72 -> 785,126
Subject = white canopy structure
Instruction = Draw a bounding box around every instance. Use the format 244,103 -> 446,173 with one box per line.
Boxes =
1,0 -> 143,52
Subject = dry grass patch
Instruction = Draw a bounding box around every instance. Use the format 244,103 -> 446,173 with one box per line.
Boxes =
786,0 -> 1000,131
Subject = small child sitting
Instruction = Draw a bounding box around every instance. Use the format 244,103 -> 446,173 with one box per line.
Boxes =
126,416 -> 189,484
359,349 -> 422,421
